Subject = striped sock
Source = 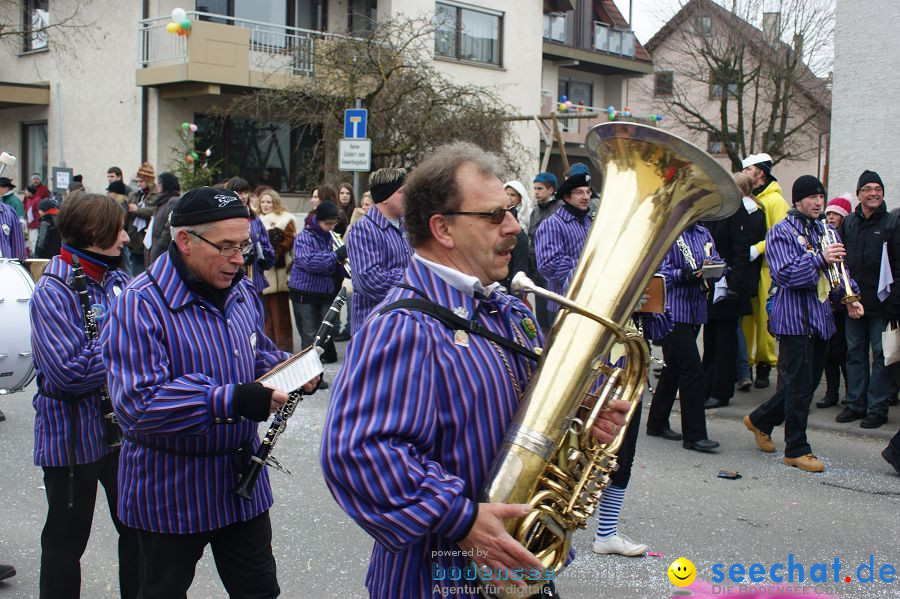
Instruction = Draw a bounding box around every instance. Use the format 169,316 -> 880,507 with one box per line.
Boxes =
594,485 -> 626,540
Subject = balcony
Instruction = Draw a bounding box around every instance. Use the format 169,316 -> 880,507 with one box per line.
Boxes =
541,15 -> 651,76
136,11 -> 332,97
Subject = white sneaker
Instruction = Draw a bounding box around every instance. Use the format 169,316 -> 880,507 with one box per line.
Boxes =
591,533 -> 648,556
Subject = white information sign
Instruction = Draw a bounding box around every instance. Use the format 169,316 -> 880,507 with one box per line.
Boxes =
338,139 -> 372,172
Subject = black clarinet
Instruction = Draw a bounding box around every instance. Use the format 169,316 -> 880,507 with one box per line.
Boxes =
70,255 -> 122,447
233,287 -> 349,499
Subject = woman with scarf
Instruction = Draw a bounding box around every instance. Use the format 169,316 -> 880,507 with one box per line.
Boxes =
30,193 -> 139,598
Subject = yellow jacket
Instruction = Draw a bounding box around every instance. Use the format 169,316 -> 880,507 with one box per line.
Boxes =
753,180 -> 789,258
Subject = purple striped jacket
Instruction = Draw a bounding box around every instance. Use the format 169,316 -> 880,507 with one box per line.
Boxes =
767,212 -> 858,339
0,203 -> 25,260
321,259 -> 544,599
534,206 -> 592,317
660,224 -> 721,325
101,250 -> 289,533
288,216 -> 341,296
245,217 -> 275,294
345,207 -> 412,333
31,252 -> 131,467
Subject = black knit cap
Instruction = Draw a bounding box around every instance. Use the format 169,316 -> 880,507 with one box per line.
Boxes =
106,180 -> 128,195
315,200 -> 340,221
856,170 -> 884,194
792,175 -> 826,204
169,186 -> 249,227
556,173 -> 591,198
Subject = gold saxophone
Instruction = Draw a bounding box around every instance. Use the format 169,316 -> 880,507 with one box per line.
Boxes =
479,122 -> 741,597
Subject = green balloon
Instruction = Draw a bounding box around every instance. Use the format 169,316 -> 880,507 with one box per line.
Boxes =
181,20 -> 191,30
191,151 -> 199,160
181,122 -> 190,130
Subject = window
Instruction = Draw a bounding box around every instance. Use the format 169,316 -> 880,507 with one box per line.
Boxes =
654,71 -> 674,96
21,122 -> 48,185
707,131 -> 735,156
709,70 -> 739,99
195,115 -> 321,192
434,2 -> 502,67
23,0 -> 49,52
348,0 -> 377,34
197,1 -> 327,34
698,15 -> 712,34
558,78 -> 592,131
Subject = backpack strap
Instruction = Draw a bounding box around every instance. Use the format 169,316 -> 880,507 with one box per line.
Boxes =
378,295 -> 539,362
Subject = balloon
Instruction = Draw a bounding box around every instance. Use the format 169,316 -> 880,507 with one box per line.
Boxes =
185,154 -> 194,164
181,19 -> 191,30
181,122 -> 190,130
656,114 -> 663,122
607,105 -> 615,113
558,102 -> 566,111
189,123 -> 198,132
166,22 -> 179,33
560,95 -> 567,103
205,148 -> 212,157
607,112 -> 616,120
172,8 -> 187,22
564,100 -> 573,110
176,27 -> 184,35
191,151 -> 199,160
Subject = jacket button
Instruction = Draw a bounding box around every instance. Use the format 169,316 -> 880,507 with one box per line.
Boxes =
233,349 -> 239,357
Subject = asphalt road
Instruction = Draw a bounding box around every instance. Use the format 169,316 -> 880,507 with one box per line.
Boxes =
0,344 -> 898,599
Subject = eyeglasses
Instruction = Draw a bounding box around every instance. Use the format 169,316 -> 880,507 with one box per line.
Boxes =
443,206 -> 517,225
189,230 -> 253,257
859,185 -> 884,194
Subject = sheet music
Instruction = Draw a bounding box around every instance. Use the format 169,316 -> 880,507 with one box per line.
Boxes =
257,348 -> 323,394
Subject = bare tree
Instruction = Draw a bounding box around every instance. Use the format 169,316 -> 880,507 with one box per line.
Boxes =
0,0 -> 95,53
647,0 -> 833,170
224,14 -> 526,187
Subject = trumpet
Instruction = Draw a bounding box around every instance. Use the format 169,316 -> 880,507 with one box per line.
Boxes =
330,230 -> 352,278
821,225 -> 860,304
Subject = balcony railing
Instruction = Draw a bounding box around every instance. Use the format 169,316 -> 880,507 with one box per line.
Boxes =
138,11 -> 330,77
593,21 -> 635,58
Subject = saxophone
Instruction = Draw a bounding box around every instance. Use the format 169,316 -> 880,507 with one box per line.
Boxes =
479,122 -> 741,597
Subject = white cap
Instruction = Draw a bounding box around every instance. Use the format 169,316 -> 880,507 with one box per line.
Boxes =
741,153 -> 773,169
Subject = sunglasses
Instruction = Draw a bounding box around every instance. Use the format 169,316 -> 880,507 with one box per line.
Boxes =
443,206 -> 517,225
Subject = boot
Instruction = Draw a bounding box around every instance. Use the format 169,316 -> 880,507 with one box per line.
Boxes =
754,363 -> 771,389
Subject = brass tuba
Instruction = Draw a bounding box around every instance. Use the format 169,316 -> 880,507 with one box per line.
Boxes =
479,122 -> 741,596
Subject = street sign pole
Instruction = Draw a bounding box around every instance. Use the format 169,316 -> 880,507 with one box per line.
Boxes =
353,98 -> 362,203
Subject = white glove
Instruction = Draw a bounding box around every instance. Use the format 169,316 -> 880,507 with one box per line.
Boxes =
750,246 -> 760,261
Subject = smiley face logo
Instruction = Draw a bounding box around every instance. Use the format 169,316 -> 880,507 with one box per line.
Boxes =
668,557 -> 696,587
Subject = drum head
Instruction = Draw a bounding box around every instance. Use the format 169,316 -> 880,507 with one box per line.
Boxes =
0,260 -> 36,394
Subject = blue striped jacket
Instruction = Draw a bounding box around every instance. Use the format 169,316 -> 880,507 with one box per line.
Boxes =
31,252 -> 131,467
101,250 -> 289,533
288,216 -> 341,297
246,217 -> 275,294
0,203 -> 25,260
660,224 -> 721,325
767,212 -> 858,339
321,258 -> 544,599
534,205 -> 592,316
345,207 -> 412,333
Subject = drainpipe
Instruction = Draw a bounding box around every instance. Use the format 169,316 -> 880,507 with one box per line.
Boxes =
141,0 -> 149,163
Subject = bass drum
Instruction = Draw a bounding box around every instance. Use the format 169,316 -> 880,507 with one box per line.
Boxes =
0,259 -> 36,394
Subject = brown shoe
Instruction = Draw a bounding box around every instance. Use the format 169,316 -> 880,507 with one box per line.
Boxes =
783,454 -> 825,473
743,415 -> 775,453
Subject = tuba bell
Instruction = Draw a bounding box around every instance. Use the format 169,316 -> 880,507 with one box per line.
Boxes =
479,122 -> 741,597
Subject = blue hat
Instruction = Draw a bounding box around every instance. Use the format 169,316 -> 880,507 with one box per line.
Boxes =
566,163 -> 590,177
533,172 -> 557,188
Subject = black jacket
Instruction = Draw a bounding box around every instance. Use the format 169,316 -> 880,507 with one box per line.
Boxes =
35,213 -> 61,259
840,202 -> 900,316
703,207 -> 755,320
744,204 -> 767,297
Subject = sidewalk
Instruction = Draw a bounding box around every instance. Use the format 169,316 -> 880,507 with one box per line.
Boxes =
700,380 -> 898,443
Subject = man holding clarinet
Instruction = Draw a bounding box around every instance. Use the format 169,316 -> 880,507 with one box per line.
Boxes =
102,187 -> 319,598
